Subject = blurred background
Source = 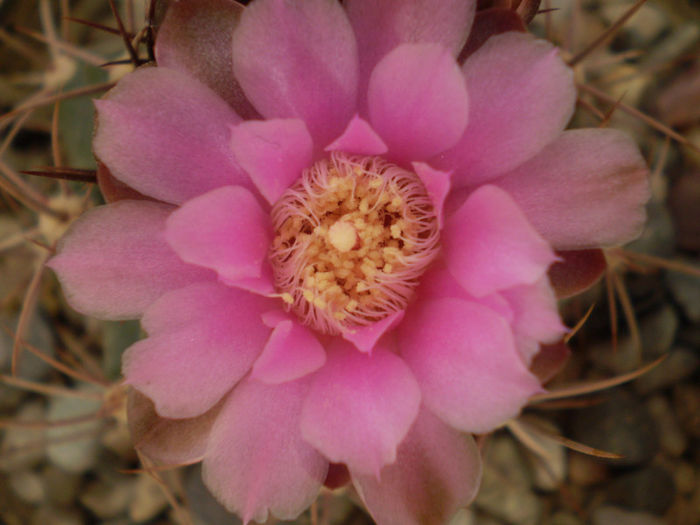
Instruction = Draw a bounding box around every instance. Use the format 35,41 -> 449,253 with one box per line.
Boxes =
0,0 -> 699,523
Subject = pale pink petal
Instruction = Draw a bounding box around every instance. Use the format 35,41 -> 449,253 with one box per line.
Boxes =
495,128 -> 651,249
368,43 -> 469,162
202,377 -> 327,524
165,186 -> 270,284
94,67 -> 250,204
435,32 -> 575,186
399,298 -> 542,433
232,0 -> 358,147
47,201 -> 213,320
345,0 -> 475,106
325,115 -> 388,155
231,119 -> 313,205
443,185 -> 556,297
301,341 -> 421,476
548,249 -> 607,298
127,389 -> 222,466
123,282 -> 273,419
342,311 -> 404,354
154,0 -> 258,119
251,320 -> 326,384
353,408 -> 482,525
412,162 -> 451,228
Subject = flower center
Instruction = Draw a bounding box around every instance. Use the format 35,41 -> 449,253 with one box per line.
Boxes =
270,153 -> 439,334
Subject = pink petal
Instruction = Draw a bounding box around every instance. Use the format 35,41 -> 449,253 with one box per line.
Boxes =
501,278 -> 567,364
231,119 -> 313,205
202,377 -> 327,524
442,185 -> 556,297
530,342 -> 571,384
368,43 -> 469,163
123,282 -> 273,419
548,249 -> 607,299
399,298 -> 542,434
435,32 -> 575,186
495,128 -> 651,249
251,320 -> 326,384
154,0 -> 258,119
353,408 -> 482,525
345,0 -> 475,106
412,162 -> 451,229
47,201 -> 213,320
300,341 -> 421,476
342,311 -> 404,354
165,186 -> 270,285
232,0 -> 358,147
94,67 -> 250,204
325,115 -> 388,156
126,389 -> 222,466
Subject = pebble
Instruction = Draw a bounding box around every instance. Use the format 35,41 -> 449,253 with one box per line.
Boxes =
568,453 -> 609,487
31,506 -> 83,525
514,419 -> 566,491
128,474 -> 169,523
474,435 -> 542,525
549,511 -> 584,525
80,473 -> 134,520
10,469 -> 45,504
0,401 -> 47,472
673,384 -> 700,438
42,465 -> 82,506
635,347 -> 700,394
673,462 -> 696,495
667,268 -> 700,323
592,505 -> 665,525
646,395 -> 687,457
605,465 -> 675,514
569,389 -> 659,467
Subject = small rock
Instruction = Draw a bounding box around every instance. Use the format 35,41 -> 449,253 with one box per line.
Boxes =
646,396 -> 687,457
0,401 -> 47,472
475,435 -> 542,525
80,474 -> 134,519
568,453 -> 609,487
514,419 -> 566,491
549,511 -> 584,525
673,384 -> 700,438
635,347 -> 700,394
42,465 -> 82,506
673,462 -> 696,495
10,469 -> 45,504
46,385 -> 103,473
31,506 -> 83,525
569,389 -> 659,467
605,465 -> 675,514
667,268 -> 700,322
128,474 -> 169,523
592,505 -> 665,525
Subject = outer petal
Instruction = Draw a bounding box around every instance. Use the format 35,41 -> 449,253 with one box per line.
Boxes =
230,119 -> 313,205
435,32 -> 575,186
126,389 -> 222,466
155,0 -> 258,119
325,115 -> 388,156
47,201 -> 212,320
94,67 -> 250,204
412,162 -> 451,229
353,408 -> 482,525
442,185 -> 556,297
342,311 -> 404,354
399,298 -> 542,434
123,283 -> 272,419
345,0 -> 475,105
232,0 -> 358,147
368,43 -> 469,163
548,249 -> 607,298
301,341 -> 421,477
202,377 -> 328,524
495,128 -> 650,249
251,320 -> 326,384
165,186 -> 270,285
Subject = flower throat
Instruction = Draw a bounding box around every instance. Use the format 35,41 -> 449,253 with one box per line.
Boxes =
270,153 -> 439,334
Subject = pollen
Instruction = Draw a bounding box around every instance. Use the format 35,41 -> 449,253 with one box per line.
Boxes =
269,152 -> 440,334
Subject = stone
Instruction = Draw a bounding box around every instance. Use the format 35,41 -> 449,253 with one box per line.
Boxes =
42,465 -> 82,506
673,384 -> 700,438
0,401 -> 47,472
592,505 -> 665,525
474,435 -> 542,525
549,511 -> 584,525
568,453 -> 609,487
128,474 -> 169,523
80,474 -> 134,520
606,465 -> 675,514
646,396 -> 687,457
667,268 -> 700,322
31,507 -> 83,525
10,469 -> 45,504
635,347 -> 700,395
673,462 -> 696,495
569,389 -> 659,467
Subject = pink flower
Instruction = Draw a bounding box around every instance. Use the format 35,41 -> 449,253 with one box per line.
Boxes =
48,0 -> 650,523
